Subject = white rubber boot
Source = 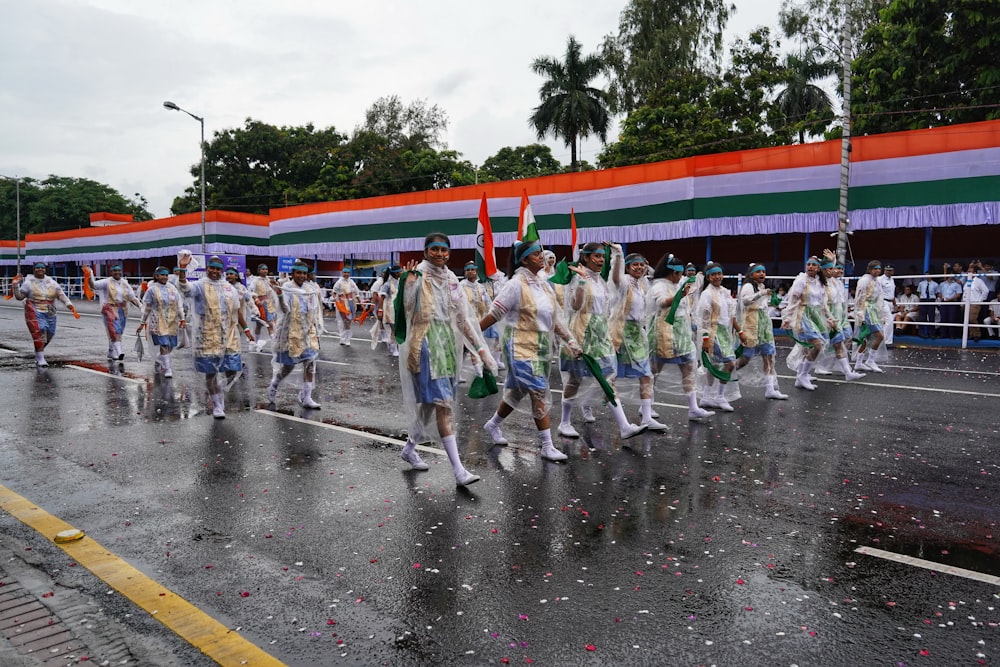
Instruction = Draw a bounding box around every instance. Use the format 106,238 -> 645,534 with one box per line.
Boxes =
837,357 -> 865,381
795,361 -> 817,390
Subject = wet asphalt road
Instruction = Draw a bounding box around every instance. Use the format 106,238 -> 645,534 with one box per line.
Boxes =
1,300 -> 1000,666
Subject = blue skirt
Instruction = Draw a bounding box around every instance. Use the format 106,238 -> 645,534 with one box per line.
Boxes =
195,353 -> 243,374
741,342 -> 775,358
413,340 -> 456,404
275,348 -> 319,366
151,334 -> 178,348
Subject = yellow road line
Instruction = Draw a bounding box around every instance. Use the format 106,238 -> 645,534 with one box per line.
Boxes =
0,484 -> 285,667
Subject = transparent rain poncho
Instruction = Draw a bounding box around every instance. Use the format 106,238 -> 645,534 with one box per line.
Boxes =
395,260 -> 494,444
141,281 -> 184,347
696,282 -> 742,403
646,273 -> 701,396
177,277 -> 246,378
734,280 -> 774,387
486,266 -> 574,419
612,272 -> 654,405
560,247 -> 624,409
784,272 -> 832,372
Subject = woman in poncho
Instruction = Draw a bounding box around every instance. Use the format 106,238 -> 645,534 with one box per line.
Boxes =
395,233 -> 496,487
137,266 -> 185,378
265,260 -> 323,409
479,240 -> 583,462
646,254 -> 714,421
782,256 -> 836,390
558,241 -> 644,440
697,262 -> 743,412
734,263 -> 787,400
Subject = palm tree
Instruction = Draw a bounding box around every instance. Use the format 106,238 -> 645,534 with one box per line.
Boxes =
775,47 -> 837,144
530,36 -> 610,171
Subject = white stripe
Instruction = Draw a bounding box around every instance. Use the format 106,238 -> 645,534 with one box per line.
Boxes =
246,350 -> 349,366
549,388 -> 687,411
65,364 -> 146,385
0,348 -> 17,354
254,409 -> 457,459
774,374 -> 1000,398
855,546 -> 1000,586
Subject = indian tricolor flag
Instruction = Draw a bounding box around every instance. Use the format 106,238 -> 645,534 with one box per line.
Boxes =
517,189 -> 539,243
475,193 -> 497,280
570,208 -> 579,261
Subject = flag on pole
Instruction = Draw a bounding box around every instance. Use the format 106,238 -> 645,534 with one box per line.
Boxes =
475,193 -> 497,280
570,208 -> 579,261
517,189 -> 539,243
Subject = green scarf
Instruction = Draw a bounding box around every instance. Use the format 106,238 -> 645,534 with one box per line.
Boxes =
665,276 -> 697,325
468,369 -> 499,399
580,352 -> 618,406
701,350 -> 733,382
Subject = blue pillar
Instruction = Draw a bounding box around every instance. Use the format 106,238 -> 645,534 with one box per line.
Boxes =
923,227 -> 933,273
705,236 -> 712,264
803,233 -> 811,265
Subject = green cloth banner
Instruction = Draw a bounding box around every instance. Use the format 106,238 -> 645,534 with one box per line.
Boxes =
393,270 -> 419,344
665,276 -> 697,325
701,350 -> 733,382
468,369 -> 499,399
580,352 -> 618,406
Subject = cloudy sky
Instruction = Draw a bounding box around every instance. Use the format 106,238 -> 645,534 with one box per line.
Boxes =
1,0 -> 785,219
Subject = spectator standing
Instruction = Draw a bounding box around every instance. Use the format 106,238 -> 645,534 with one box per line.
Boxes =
938,272 -> 964,338
964,262 -> 990,341
877,264 -> 897,346
916,273 -> 940,338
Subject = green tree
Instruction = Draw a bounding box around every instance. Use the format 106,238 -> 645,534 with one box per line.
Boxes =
171,119 -> 349,215
598,28 -> 790,167
529,36 -> 611,172
774,47 -> 837,143
779,0 -> 889,60
601,0 -> 735,113
1,176 -> 153,235
480,145 -> 563,182
852,0 -> 1000,135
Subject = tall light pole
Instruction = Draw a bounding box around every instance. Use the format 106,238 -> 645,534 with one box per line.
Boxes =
0,174 -> 20,274
163,100 -> 206,253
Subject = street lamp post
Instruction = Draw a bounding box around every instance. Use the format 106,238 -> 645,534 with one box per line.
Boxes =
163,101 -> 206,253
0,174 -> 20,274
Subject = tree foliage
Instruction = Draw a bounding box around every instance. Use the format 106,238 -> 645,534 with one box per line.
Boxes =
601,0 -> 735,113
774,47 -> 837,143
480,145 -> 563,182
529,36 -> 611,171
170,96 -> 473,214
851,0 -> 1000,135
599,29 -> 791,167
0,176 -> 152,238
779,0 -> 889,60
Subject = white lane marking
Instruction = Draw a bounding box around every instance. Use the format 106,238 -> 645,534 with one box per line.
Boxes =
0,348 -> 17,354
855,546 -> 1000,586
886,363 -> 1000,377
774,374 -> 1000,398
256,408 -> 443,457
65,364 -> 146,385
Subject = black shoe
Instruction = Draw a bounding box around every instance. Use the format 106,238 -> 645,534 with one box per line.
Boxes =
118,353 -> 125,361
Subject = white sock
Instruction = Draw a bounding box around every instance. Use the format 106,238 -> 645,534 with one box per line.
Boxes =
441,435 -> 466,477
538,428 -> 553,448
486,413 -> 504,429
560,399 -> 575,423
640,399 -> 653,422
687,392 -> 699,411
609,401 -> 631,430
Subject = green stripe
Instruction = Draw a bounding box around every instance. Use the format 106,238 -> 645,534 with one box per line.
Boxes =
850,174 -> 1000,209
27,234 -> 268,258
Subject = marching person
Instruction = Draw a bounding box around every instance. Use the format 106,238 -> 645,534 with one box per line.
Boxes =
265,260 -> 323,409
333,267 -> 360,346
225,267 -> 258,350
479,239 -> 584,462
247,263 -> 279,352
734,262 -> 787,399
697,262 -> 742,411
646,254 -> 714,421
558,241 -> 644,439
782,256 -> 836,390
86,263 -> 142,361
615,252 -> 667,431
853,260 -> 887,373
12,261 -> 79,367
177,256 -> 255,419
137,266 -> 185,378
378,265 -> 401,357
395,233 -> 496,486
877,264 -> 897,347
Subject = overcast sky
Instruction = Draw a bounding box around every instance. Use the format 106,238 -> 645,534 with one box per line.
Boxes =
1,0 -> 786,219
